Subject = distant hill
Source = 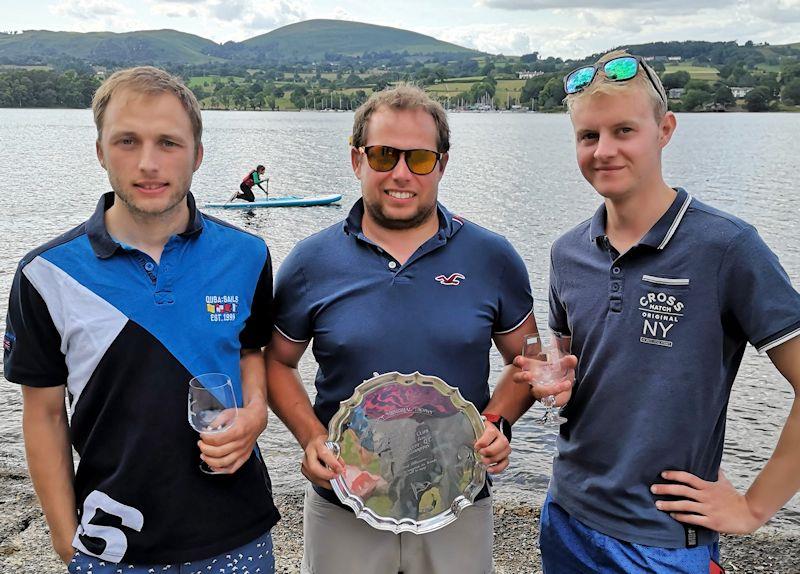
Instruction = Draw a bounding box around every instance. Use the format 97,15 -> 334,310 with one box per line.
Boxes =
231,19 -> 478,61
0,29 -> 224,66
0,20 -> 479,67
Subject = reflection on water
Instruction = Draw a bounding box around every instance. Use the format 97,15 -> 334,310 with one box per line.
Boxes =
0,109 -> 798,530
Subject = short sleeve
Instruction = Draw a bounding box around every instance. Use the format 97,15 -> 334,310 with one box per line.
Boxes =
239,248 -> 273,350
4,262 -> 68,387
273,246 -> 313,342
548,248 -> 570,336
494,239 -> 533,334
718,226 -> 800,353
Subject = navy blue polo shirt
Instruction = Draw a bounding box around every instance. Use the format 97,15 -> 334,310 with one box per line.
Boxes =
4,192 -> 280,563
548,187 -> 800,548
274,199 -> 533,505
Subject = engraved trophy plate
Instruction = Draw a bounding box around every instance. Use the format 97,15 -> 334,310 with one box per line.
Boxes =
326,371 -> 486,534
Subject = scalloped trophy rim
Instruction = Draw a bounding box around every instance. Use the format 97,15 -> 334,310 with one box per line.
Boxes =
327,371 -> 487,535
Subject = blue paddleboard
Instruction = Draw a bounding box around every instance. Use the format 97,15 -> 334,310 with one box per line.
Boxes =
205,194 -> 342,209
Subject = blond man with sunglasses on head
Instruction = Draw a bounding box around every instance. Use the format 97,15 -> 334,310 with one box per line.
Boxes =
266,84 -> 573,574
512,50 -> 800,573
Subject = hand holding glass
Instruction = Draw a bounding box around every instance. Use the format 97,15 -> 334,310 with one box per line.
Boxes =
188,373 -> 238,474
522,332 -> 568,425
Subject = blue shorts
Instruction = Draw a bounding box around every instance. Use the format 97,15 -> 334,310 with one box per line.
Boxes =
539,493 -> 720,574
67,531 -> 274,574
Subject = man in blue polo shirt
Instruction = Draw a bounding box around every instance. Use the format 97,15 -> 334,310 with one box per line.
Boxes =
267,84 -> 572,574
4,67 -> 279,572
514,50 -> 800,572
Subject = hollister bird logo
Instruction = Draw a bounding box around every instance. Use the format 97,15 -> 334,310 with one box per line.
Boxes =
435,273 -> 465,286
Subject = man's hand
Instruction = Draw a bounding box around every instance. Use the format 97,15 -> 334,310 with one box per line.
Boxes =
54,537 -> 75,565
301,434 -> 344,489
475,423 -> 511,474
512,354 -> 576,406
198,400 -> 267,474
651,469 -> 765,535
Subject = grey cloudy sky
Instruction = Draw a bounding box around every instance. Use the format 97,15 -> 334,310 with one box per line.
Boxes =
1,0 -> 798,58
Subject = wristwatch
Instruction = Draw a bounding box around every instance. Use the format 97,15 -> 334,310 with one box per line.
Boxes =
483,413 -> 512,443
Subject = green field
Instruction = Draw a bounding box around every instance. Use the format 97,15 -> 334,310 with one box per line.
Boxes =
188,75 -> 247,88
663,63 -> 720,81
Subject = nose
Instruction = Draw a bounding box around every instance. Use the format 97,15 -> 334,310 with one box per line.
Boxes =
390,151 -> 413,181
138,142 -> 160,173
593,133 -> 617,161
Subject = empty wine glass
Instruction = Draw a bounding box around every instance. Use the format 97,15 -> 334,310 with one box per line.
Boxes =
522,332 -> 568,425
188,373 -> 238,474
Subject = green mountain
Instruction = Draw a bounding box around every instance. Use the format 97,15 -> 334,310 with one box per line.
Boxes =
233,19 -> 478,60
0,29 -> 223,66
0,20 -> 479,67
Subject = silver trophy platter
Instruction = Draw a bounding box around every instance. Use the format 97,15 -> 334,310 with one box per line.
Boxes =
326,371 -> 487,534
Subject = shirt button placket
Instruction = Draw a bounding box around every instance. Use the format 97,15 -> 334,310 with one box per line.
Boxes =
609,265 -> 624,313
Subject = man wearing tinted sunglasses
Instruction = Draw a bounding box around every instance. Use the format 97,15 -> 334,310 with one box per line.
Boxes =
514,49 -> 800,573
267,84 -> 572,574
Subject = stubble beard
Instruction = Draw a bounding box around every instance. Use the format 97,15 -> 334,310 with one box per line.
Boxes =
363,197 -> 437,231
112,179 -> 191,222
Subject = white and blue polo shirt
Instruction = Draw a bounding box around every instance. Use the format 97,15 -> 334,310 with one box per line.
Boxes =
4,192 -> 280,563
548,187 -> 800,548
273,199 -> 533,506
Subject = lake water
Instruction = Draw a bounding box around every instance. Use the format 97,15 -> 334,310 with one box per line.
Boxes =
1,109 -> 798,530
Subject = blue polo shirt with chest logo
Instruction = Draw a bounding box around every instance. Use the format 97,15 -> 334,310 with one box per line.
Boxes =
4,192 -> 280,563
548,187 -> 800,548
274,198 -> 533,506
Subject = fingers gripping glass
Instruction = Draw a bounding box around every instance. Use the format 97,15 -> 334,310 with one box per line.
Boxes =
188,373 -> 238,475
359,145 -> 442,175
563,55 -> 666,104
522,332 -> 568,426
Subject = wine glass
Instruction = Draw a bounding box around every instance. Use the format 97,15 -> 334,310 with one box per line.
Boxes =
188,373 -> 238,474
522,332 -> 568,425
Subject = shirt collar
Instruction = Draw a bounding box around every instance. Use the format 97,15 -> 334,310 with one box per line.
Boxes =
589,188 -> 692,251
87,191 -> 204,259
343,198 -> 463,240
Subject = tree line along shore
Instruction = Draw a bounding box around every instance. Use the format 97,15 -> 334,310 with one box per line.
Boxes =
2,49 -> 799,113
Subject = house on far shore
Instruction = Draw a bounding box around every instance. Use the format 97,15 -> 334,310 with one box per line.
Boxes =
518,70 -> 544,79
668,88 -> 685,99
731,86 -> 754,98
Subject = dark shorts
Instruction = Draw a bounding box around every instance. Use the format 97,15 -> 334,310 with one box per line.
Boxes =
237,182 -> 255,202
67,530 -> 274,574
539,493 -> 720,574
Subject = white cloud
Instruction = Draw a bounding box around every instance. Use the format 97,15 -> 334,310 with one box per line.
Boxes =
476,0 -> 731,9
431,0 -> 800,58
51,0 -> 131,20
333,6 -> 351,20
750,0 -> 800,23
49,0 -> 141,31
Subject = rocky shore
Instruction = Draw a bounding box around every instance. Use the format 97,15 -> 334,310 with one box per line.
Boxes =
1,470 -> 798,573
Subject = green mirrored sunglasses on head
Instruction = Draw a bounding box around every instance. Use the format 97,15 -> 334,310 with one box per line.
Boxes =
563,55 -> 665,104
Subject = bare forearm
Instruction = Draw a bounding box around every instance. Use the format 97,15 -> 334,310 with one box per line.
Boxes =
485,363 -> 535,424
266,359 -> 326,448
745,397 -> 800,523
23,408 -> 77,556
240,350 -> 267,410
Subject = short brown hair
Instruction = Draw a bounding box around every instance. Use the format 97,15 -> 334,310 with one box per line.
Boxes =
565,50 -> 668,121
351,83 -> 450,153
92,66 -> 203,152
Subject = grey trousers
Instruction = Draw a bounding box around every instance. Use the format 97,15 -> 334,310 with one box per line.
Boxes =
301,486 -> 494,574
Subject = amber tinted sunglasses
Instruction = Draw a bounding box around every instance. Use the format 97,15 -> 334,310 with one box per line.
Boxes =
358,145 -> 442,175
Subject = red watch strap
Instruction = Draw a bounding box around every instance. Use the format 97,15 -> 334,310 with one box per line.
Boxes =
483,413 -> 501,423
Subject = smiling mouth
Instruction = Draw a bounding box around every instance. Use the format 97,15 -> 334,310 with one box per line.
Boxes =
135,182 -> 169,193
385,190 -> 414,200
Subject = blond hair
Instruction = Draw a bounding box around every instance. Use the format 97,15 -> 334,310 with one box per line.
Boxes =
352,83 -> 450,153
92,66 -> 202,153
565,50 -> 668,121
